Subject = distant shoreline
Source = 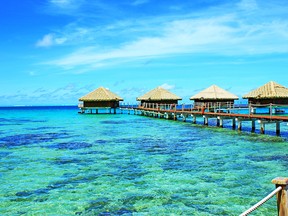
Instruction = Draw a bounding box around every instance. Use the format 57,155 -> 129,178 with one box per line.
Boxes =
0,105 -> 78,108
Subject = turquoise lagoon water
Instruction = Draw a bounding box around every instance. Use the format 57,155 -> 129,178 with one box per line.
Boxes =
0,106 -> 288,215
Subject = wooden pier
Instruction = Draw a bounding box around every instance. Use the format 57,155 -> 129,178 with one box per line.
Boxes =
133,104 -> 288,136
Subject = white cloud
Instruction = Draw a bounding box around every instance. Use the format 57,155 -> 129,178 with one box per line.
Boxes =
36,34 -> 54,47
36,33 -> 67,47
42,1 -> 288,71
160,83 -> 175,90
50,0 -> 74,8
47,14 -> 288,69
51,0 -> 70,5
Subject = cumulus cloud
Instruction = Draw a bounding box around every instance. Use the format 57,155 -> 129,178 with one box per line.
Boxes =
36,34 -> 54,47
36,34 -> 67,47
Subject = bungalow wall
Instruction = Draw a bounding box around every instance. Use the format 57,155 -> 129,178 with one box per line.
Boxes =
248,98 -> 288,105
193,99 -> 236,108
83,101 -> 120,108
140,100 -> 180,106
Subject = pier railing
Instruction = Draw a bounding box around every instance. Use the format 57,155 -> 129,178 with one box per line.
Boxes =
138,102 -> 247,113
240,177 -> 288,216
138,102 -> 287,115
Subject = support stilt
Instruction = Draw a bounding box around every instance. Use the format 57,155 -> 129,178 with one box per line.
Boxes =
251,120 -> 256,133
192,115 -> 196,124
232,118 -> 236,130
237,119 -> 242,131
276,122 -> 281,136
219,117 -> 223,128
260,122 -> 265,134
203,116 -> 208,126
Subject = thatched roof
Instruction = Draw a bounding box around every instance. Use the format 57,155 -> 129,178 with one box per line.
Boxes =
190,85 -> 239,100
243,81 -> 288,99
79,87 -> 123,101
137,86 -> 182,101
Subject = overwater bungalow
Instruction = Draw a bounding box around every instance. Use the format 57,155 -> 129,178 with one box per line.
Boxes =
137,86 -> 182,108
243,81 -> 288,114
78,87 -> 123,114
190,85 -> 239,112
243,81 -> 288,105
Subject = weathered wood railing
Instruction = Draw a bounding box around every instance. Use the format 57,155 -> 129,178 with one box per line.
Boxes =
240,177 -> 288,216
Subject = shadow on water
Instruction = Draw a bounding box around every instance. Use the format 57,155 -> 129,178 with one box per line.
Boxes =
0,131 -> 74,148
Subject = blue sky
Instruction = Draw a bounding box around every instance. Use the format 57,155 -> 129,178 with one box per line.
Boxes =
1,0 -> 288,105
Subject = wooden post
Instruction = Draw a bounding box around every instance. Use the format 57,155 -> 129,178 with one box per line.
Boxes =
237,119 -> 242,131
219,117 -> 223,128
260,122 -> 265,134
173,113 -> 177,121
272,177 -> 288,216
203,116 -> 208,126
276,122 -> 281,136
182,114 -> 186,122
192,115 -> 196,124
251,119 -> 256,132
232,118 -> 236,130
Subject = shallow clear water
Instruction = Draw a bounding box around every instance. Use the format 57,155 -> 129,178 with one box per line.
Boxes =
0,106 -> 287,215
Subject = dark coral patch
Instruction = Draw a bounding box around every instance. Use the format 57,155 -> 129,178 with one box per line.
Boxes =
53,157 -> 83,165
100,120 -> 128,125
47,141 -> 92,150
0,132 -> 72,148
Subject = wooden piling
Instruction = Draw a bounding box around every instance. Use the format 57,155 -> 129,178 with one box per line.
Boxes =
182,114 -> 186,122
260,122 -> 265,134
251,120 -> 256,132
232,118 -> 236,130
272,177 -> 288,216
237,119 -> 242,131
203,116 -> 208,126
219,117 -> 223,128
276,122 -> 281,136
192,115 -> 196,124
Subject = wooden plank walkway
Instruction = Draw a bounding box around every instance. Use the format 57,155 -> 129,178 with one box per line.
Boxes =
134,107 -> 288,136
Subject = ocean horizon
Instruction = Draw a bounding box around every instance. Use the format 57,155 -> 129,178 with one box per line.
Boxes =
0,106 -> 287,215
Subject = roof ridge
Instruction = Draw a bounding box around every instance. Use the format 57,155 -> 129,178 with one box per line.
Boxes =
213,85 -> 218,98
270,81 -> 276,95
79,87 -> 123,101
101,87 -> 112,99
243,81 -> 288,99
190,85 -> 238,100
